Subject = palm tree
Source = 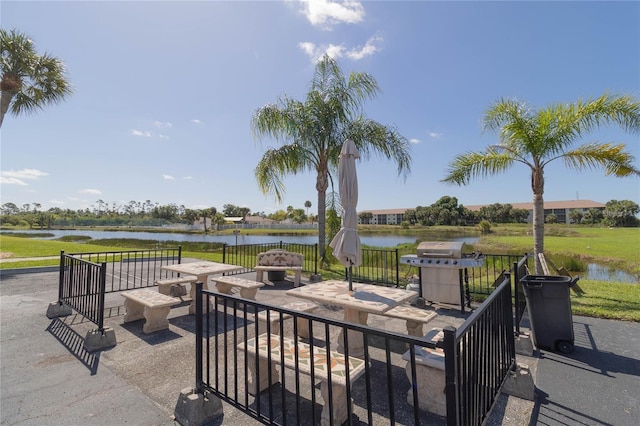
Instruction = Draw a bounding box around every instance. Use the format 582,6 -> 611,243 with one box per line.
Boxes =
252,55 -> 412,258
442,93 -> 640,274
0,29 -> 72,127
304,200 -> 312,215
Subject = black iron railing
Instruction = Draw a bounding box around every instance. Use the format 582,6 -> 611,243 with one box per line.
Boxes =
351,248 -> 399,286
67,247 -> 183,292
443,273 -> 517,426
57,248 -> 183,329
512,255 -> 530,334
59,253 -> 107,331
222,242 -> 318,276
195,283 -> 444,425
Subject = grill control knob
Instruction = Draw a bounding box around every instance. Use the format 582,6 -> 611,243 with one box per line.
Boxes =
444,260 -> 449,264
453,260 -> 458,265
436,260 -> 440,264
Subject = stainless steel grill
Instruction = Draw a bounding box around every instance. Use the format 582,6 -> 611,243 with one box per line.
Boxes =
401,241 -> 485,311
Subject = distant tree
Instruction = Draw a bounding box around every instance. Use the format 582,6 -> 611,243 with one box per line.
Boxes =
1,202 -> 19,215
442,93 -> 640,273
545,213 -> 557,224
252,54 -> 411,258
568,209 -> 583,225
602,199 -> 640,227
0,29 -> 73,127
358,211 -> 373,224
304,200 -> 312,215
583,208 -> 604,225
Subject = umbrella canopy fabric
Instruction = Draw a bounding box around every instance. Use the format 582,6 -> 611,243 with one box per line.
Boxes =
329,139 -> 362,269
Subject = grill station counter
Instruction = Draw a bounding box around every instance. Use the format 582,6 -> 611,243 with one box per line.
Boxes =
400,241 -> 485,312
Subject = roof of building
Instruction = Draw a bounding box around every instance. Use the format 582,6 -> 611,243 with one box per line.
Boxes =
360,200 -> 605,215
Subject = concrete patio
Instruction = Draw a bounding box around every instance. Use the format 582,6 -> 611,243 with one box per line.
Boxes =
1,264 -> 637,425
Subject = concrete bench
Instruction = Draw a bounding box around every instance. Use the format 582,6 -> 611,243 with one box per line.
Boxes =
155,276 -> 197,297
402,328 -> 446,416
256,301 -> 319,338
255,249 -> 303,287
210,276 -> 265,300
381,304 -> 438,336
239,333 -> 366,426
121,288 -> 181,333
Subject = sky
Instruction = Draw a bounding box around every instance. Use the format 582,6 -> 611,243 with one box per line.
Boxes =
1,0 -> 639,216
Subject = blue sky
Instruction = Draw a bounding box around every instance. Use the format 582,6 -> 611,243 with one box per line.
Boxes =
1,0 -> 639,215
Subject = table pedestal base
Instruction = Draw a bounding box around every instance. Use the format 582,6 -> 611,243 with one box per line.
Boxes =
337,308 -> 368,358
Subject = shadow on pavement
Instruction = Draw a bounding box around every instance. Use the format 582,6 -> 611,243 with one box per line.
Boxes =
46,318 -> 101,375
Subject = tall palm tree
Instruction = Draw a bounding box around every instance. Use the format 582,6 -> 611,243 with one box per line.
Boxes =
252,55 -> 412,258
442,93 -> 640,274
0,29 -> 72,127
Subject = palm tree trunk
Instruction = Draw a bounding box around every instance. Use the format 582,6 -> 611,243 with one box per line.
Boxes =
317,189 -> 326,260
532,167 -> 545,275
0,90 -> 13,128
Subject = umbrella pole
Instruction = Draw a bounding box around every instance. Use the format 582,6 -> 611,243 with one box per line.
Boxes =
348,262 -> 353,293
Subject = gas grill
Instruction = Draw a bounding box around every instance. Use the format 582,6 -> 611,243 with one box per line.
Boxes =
400,241 -> 485,311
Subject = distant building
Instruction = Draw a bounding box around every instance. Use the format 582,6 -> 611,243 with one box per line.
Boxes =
359,200 -> 606,225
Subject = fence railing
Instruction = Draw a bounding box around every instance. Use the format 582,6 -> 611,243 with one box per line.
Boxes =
57,248 -> 184,330
512,255 -> 530,334
443,273 -> 517,426
59,253 -> 107,331
66,247 -> 183,293
194,273 -> 518,426
195,283 -> 441,425
222,242 -> 318,276
351,248 -> 399,286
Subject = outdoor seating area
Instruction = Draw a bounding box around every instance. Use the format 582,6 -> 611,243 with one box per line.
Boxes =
45,247 -> 527,426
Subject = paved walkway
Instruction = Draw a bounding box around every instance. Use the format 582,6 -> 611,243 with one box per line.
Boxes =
1,267 -> 638,425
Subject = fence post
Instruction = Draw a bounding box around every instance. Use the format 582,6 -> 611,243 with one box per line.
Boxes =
513,261 -> 520,334
97,262 -> 107,332
178,246 -> 182,264
314,243 -> 318,275
195,281 -> 204,393
443,325 -> 459,426
394,248 -> 399,287
58,250 -> 65,301
222,244 -> 227,264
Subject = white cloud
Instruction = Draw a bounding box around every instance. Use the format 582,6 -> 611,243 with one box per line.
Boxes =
159,134 -> 170,140
154,121 -> 173,128
190,119 -> 202,124
163,174 -> 175,180
428,131 -> 443,139
79,189 -> 102,195
130,129 -> 152,137
346,35 -> 382,60
49,199 -> 65,206
0,168 -> 48,185
409,138 -> 420,145
299,35 -> 382,62
183,176 -> 193,180
299,0 -> 365,28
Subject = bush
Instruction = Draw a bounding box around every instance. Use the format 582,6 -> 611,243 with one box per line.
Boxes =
477,220 -> 492,233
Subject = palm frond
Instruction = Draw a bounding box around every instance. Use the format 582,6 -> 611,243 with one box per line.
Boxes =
442,149 -> 517,185
562,143 -> 640,177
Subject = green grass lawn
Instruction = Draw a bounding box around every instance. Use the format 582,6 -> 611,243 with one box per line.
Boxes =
1,230 -> 638,321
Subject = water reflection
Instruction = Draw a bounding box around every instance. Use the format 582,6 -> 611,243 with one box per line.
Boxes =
0,229 -> 448,248
582,263 -> 639,284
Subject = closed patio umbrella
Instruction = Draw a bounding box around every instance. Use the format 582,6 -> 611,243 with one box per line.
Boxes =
329,139 -> 362,293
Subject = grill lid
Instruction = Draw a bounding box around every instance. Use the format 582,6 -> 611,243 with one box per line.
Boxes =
416,241 -> 463,258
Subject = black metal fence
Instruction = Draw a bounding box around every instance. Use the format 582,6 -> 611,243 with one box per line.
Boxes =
193,273 -> 518,426
66,247 -> 183,293
222,242 -> 318,276
57,247 -> 184,329
443,273 -> 516,426
59,253 -> 107,331
195,284 -> 444,425
351,248 -> 399,286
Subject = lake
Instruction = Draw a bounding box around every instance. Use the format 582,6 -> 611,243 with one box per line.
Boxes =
0,229 -> 478,248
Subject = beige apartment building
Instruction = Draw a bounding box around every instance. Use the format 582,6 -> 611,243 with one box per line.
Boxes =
359,200 -> 606,225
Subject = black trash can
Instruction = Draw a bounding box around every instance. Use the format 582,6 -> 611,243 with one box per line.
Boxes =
520,274 -> 579,354
267,270 -> 286,282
